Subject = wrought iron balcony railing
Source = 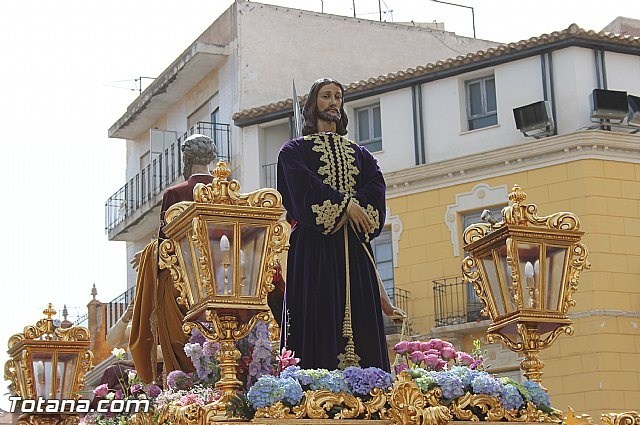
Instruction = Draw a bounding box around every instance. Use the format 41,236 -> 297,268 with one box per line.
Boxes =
433,276 -> 485,327
385,287 -> 410,335
262,162 -> 277,189
105,122 -> 231,234
73,286 -> 136,333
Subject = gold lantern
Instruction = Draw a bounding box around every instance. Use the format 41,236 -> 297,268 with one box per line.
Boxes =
4,304 -> 93,424
159,160 -> 286,411
462,185 -> 590,383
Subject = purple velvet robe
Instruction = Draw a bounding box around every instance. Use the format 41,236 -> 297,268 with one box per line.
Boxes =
277,132 -> 389,371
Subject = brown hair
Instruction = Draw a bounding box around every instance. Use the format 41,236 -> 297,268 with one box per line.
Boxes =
302,78 -> 348,136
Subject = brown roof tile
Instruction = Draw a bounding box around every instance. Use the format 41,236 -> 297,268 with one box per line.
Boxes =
233,24 -> 640,125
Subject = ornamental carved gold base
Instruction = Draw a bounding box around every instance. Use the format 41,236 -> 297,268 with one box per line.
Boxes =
17,414 -> 79,425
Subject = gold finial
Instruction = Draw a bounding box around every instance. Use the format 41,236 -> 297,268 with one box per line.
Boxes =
508,184 -> 527,204
213,160 -> 232,181
43,303 -> 56,320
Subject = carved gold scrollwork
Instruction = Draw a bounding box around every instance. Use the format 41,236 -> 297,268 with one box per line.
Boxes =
254,401 -> 307,419
159,239 -> 188,307
382,372 -> 451,425
191,217 -> 215,297
563,242 -> 590,312
164,201 -> 193,225
17,414 -> 80,425
602,412 -> 640,425
261,221 -> 288,297
506,237 -> 523,310
76,350 -> 94,396
463,223 -> 493,244
462,255 -> 491,318
4,358 -> 18,396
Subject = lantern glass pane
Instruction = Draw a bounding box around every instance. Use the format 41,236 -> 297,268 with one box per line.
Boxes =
207,223 -> 235,296
517,243 -> 542,310
32,353 -> 55,399
179,236 -> 201,303
545,245 -> 568,311
495,245 -> 518,313
239,224 -> 268,297
56,352 -> 78,400
481,254 -> 505,316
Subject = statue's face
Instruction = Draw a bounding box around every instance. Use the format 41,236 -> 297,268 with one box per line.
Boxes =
316,83 -> 343,123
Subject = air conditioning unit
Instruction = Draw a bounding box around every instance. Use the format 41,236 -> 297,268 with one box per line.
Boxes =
591,89 -> 628,122
627,94 -> 640,127
513,100 -> 554,138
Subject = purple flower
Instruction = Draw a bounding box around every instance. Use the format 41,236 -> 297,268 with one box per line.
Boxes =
394,363 -> 409,374
146,384 -> 162,398
114,389 -> 123,400
93,383 -> 109,397
130,383 -> 143,394
189,329 -> 206,345
202,341 -> 220,357
167,370 -> 193,391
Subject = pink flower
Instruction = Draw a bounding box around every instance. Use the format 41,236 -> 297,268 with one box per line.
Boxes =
419,341 -> 433,351
394,363 -> 409,374
276,347 -> 300,373
440,346 -> 457,360
93,384 -> 109,397
407,341 -> 421,353
393,340 -> 410,354
409,351 -> 427,364
435,360 -> 448,371
425,349 -> 440,356
425,354 -> 440,368
457,352 -> 475,366
429,339 -> 444,350
180,392 -> 204,406
441,340 -> 454,349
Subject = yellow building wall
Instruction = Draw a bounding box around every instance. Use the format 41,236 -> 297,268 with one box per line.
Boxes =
387,158 -> 640,418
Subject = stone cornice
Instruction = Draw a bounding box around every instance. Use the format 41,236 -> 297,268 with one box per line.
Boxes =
386,130 -> 640,198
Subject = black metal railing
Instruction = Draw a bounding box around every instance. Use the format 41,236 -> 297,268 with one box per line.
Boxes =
105,121 -> 231,234
262,162 -> 277,188
105,286 -> 136,332
433,276 -> 485,327
74,313 -> 88,328
384,287 -> 410,335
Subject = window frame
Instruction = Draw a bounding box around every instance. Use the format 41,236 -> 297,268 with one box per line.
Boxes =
465,75 -> 497,131
354,103 -> 382,152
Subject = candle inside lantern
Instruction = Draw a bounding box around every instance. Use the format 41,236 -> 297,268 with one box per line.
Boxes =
525,261 -> 536,308
220,235 -> 231,294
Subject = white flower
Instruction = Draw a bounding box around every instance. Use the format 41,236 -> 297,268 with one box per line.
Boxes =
128,370 -> 137,382
105,392 -> 115,401
138,394 -> 148,400
111,347 -> 126,360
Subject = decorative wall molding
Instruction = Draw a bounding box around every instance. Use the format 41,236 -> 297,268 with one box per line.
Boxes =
445,183 -> 508,257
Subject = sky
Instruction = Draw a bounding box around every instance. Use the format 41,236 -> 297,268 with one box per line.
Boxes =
0,0 -> 638,410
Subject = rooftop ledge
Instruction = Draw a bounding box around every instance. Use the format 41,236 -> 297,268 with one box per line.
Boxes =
108,42 -> 228,140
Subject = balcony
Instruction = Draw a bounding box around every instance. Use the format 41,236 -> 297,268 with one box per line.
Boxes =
105,122 -> 230,240
433,276 -> 486,328
262,162 -> 277,188
385,288 -> 410,335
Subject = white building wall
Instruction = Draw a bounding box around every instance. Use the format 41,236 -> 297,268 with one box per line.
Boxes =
604,51 -> 640,95
552,47 -> 598,133
236,2 -> 496,111
372,88 -> 414,174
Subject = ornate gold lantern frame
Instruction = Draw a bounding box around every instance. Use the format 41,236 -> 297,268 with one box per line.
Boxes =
160,161 -> 286,409
462,185 -> 590,382
4,304 -> 93,421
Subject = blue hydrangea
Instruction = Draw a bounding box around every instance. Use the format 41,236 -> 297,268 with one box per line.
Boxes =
342,367 -> 392,396
281,377 -> 304,405
414,375 -> 436,392
434,371 -> 465,400
471,371 -> 504,397
449,365 -> 481,388
247,376 -> 284,409
500,384 -> 524,411
280,366 -> 314,386
311,370 -> 349,393
522,380 -> 551,408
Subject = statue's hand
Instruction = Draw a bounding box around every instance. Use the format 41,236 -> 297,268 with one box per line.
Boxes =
130,250 -> 142,271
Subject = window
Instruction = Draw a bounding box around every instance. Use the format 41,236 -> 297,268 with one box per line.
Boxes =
462,206 -> 504,321
372,226 -> 394,302
466,75 -> 497,130
355,104 -> 382,152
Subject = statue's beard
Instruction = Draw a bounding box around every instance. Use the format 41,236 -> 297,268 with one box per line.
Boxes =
318,109 -> 341,123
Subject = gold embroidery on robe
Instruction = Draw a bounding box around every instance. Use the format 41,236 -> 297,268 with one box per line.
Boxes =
311,196 -> 350,234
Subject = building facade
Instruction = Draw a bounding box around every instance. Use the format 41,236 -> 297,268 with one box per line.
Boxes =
105,0 -> 497,291
234,24 -> 640,417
